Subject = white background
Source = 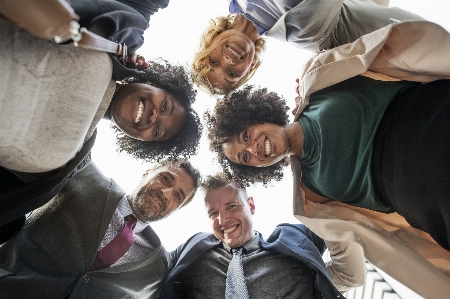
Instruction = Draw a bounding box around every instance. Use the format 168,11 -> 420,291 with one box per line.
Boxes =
91,0 -> 450,252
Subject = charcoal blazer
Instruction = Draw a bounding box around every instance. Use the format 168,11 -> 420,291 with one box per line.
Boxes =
0,161 -> 169,299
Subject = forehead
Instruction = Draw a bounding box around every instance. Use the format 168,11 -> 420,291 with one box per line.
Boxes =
205,184 -> 245,207
222,134 -> 240,164
148,165 -> 193,186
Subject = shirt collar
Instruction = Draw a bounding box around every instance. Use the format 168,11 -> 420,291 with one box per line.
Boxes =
222,231 -> 261,254
117,195 -> 148,233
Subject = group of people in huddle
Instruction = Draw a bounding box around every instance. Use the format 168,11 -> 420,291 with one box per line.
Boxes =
1,0 -> 449,298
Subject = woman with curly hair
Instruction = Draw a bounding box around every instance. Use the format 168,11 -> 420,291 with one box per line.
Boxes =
107,60 -> 203,163
1,58 -> 202,173
0,58 -> 202,241
207,74 -> 450,251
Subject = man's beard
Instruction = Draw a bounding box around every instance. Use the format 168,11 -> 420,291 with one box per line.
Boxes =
133,189 -> 168,222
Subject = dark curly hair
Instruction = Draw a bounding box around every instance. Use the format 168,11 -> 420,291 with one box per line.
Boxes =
204,85 -> 290,188
113,59 -> 203,162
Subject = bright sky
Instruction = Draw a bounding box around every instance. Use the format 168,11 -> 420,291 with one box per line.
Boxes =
92,0 -> 450,253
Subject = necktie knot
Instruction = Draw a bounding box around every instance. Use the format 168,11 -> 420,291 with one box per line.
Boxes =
124,214 -> 137,230
92,214 -> 137,270
231,247 -> 243,255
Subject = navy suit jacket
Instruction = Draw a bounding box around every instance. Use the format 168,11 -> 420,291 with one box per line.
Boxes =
158,223 -> 344,299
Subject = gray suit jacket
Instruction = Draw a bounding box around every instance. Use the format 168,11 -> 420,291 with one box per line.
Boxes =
266,0 -> 424,51
0,161 -> 169,299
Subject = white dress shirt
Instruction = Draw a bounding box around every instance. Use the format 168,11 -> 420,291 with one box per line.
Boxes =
98,195 -> 154,267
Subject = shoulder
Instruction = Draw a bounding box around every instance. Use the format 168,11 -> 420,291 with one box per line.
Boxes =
273,223 -> 309,235
267,223 -> 325,253
184,232 -> 218,249
65,161 -> 125,201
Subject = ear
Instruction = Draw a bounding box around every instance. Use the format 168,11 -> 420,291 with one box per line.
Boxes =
142,169 -> 151,178
247,196 -> 255,215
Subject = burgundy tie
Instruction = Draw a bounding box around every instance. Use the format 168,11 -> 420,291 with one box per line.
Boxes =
92,214 -> 137,270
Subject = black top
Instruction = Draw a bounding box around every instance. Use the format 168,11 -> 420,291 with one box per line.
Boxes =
71,0 -> 170,80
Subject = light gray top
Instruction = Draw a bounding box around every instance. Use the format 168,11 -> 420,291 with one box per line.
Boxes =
180,232 -> 315,299
0,19 -> 115,173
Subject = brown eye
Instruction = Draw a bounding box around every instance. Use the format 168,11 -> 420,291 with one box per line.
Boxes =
243,130 -> 248,142
228,71 -> 237,78
210,58 -> 218,65
154,125 -> 161,138
243,152 -> 249,163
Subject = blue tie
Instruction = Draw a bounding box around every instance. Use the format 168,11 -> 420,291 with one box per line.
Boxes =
225,247 -> 249,299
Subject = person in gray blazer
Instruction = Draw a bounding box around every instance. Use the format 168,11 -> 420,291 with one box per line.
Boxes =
192,1 -> 425,94
0,158 -> 200,299
159,173 -> 366,298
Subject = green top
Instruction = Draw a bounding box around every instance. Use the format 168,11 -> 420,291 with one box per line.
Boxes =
299,76 -> 416,212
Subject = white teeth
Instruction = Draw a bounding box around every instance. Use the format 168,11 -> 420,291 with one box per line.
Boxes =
265,139 -> 271,155
227,46 -> 242,59
135,100 -> 144,124
223,226 -> 236,234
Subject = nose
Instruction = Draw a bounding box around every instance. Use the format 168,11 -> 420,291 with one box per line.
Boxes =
149,107 -> 159,124
161,187 -> 173,202
218,212 -> 230,225
223,55 -> 235,66
246,141 -> 258,156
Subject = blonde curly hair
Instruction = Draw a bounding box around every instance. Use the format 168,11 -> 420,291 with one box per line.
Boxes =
191,14 -> 266,95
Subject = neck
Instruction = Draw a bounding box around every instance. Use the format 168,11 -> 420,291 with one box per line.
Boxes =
231,15 -> 259,42
285,122 -> 304,157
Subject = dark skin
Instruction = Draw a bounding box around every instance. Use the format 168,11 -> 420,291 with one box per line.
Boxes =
124,53 -> 149,71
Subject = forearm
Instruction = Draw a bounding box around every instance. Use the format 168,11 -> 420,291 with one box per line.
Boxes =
324,240 -> 366,293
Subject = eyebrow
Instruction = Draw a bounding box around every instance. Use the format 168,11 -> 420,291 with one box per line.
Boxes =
157,97 -> 173,140
165,171 -> 175,182
168,96 -> 174,115
235,133 -> 242,163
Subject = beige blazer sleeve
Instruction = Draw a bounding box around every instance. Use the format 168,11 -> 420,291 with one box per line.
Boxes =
290,157 -> 450,299
289,19 -> 450,299
294,20 -> 450,120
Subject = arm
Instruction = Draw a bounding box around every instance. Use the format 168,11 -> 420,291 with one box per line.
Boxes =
324,240 -> 367,293
371,0 -> 390,7
293,169 -> 366,292
298,224 -> 366,292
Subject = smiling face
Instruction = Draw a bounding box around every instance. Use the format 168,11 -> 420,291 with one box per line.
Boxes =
111,83 -> 186,141
206,29 -> 256,93
128,165 -> 195,222
222,122 -> 290,167
205,184 -> 255,248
